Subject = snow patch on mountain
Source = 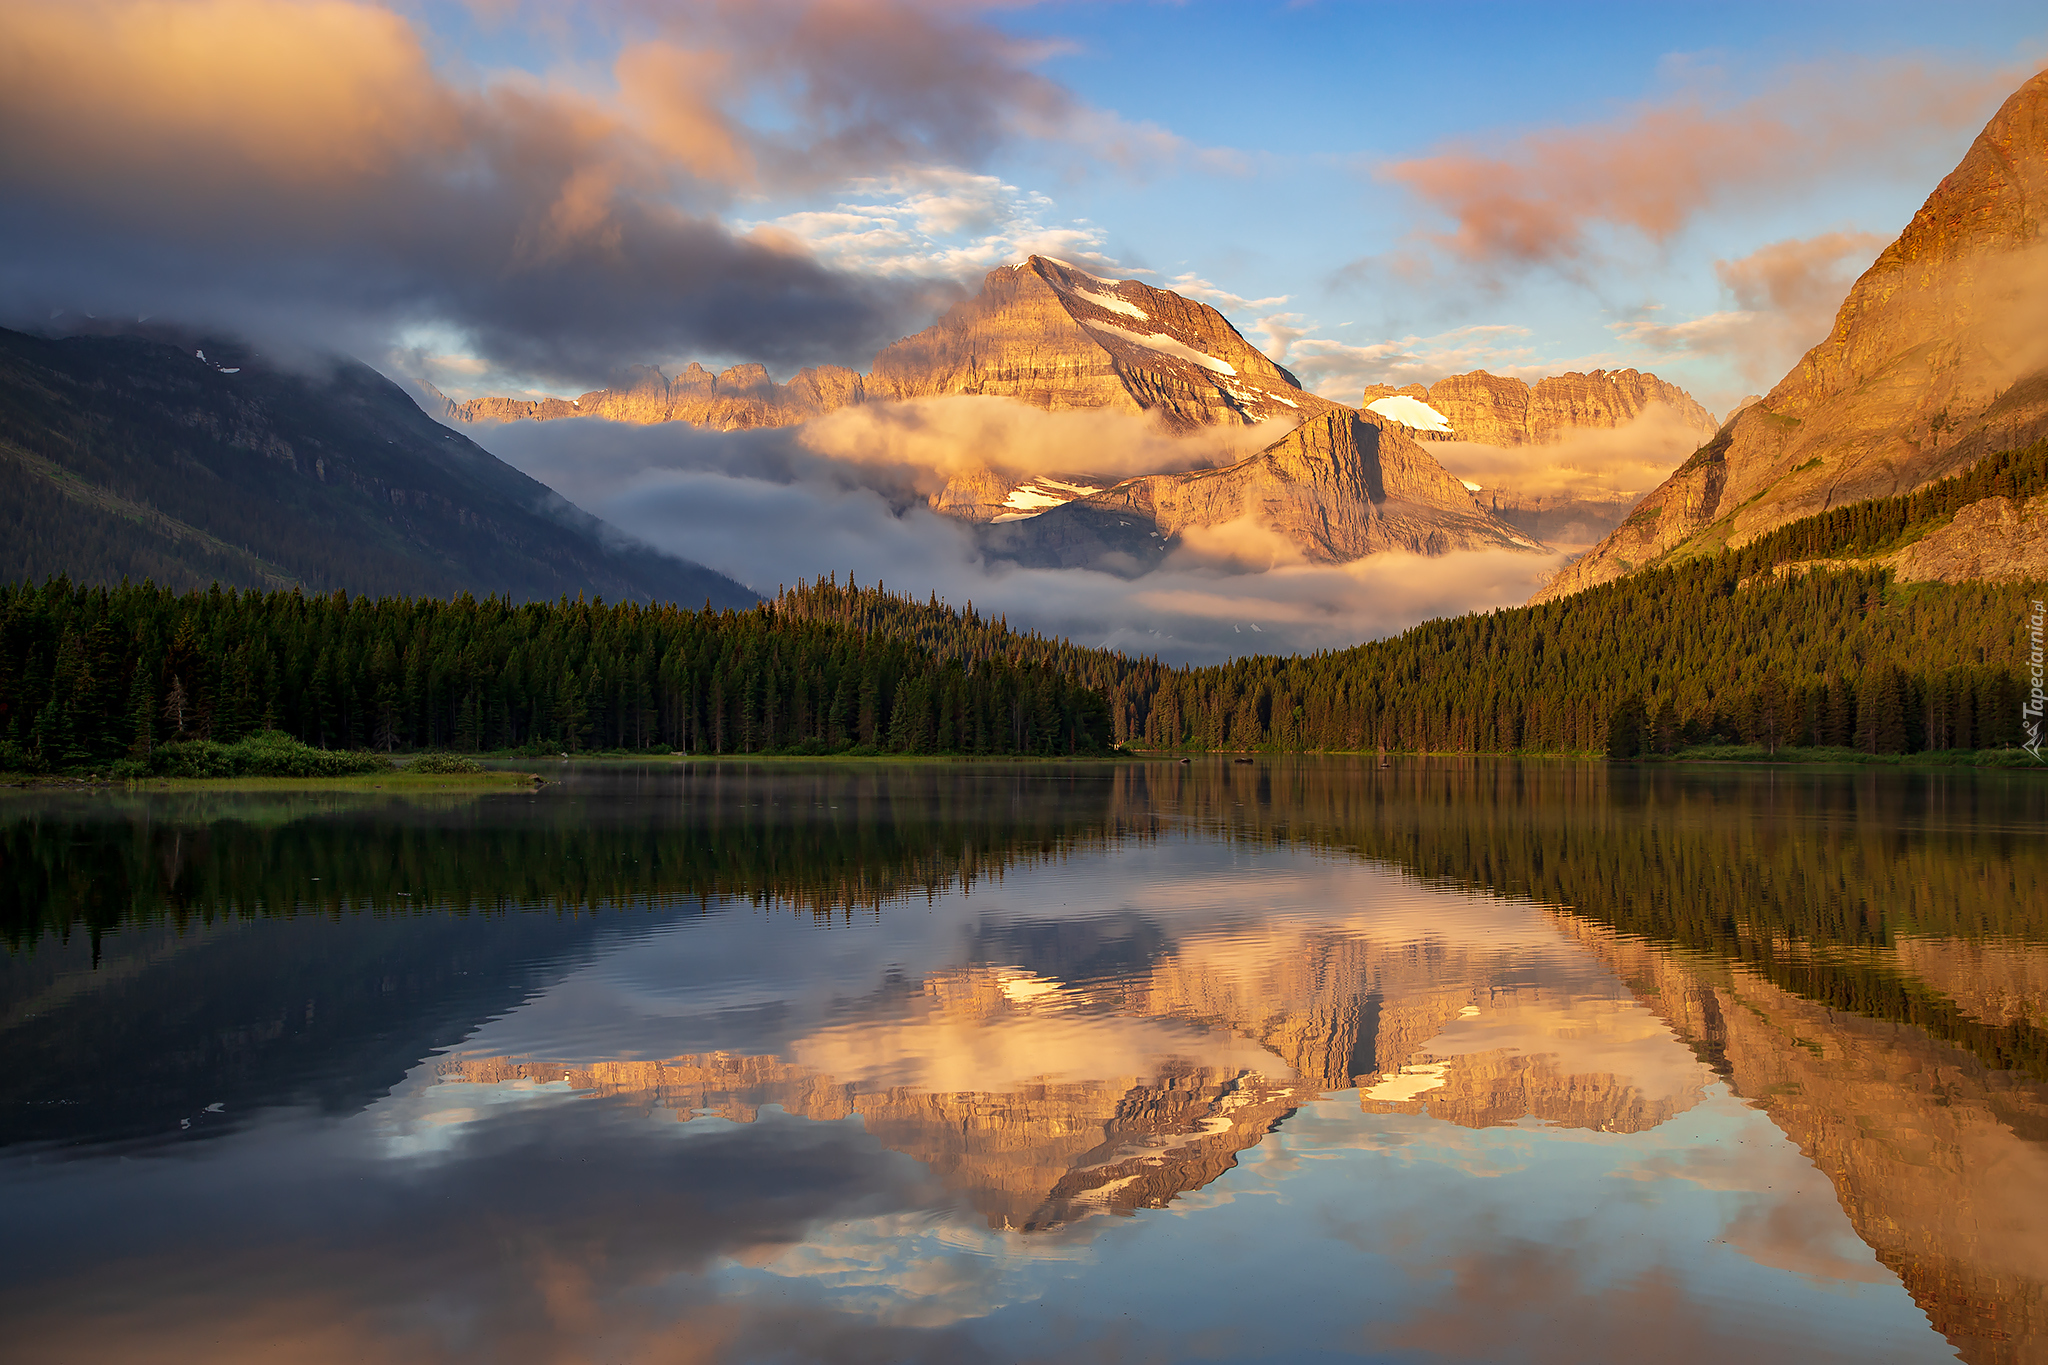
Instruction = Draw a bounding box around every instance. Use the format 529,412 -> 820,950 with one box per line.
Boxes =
1083,321 -> 1238,376
1367,395 -> 1454,433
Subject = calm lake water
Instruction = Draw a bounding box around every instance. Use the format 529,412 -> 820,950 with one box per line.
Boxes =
3,758 -> 2044,1365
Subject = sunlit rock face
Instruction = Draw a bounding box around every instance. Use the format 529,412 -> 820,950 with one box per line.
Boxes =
1540,68 -> 2048,602
982,409 -> 1544,573
1561,916 -> 2048,1365
449,361 -> 868,430
869,256 -> 1327,431
1363,370 -> 1717,449
442,256 -> 1337,526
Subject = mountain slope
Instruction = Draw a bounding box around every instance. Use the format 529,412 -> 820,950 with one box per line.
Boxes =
0,328 -> 754,605
867,256 -> 1329,430
984,409 -> 1542,574
448,257 -> 1327,437
1363,369 -> 1717,448
1537,68 -> 2048,601
440,256 -> 1337,525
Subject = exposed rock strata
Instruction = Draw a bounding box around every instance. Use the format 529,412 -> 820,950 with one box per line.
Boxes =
1743,491 -> 2048,586
1539,69 -> 2048,602
1362,369 -> 1717,448
984,409 -> 1543,573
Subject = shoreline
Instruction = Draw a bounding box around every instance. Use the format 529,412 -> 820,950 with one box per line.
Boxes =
0,770 -> 545,793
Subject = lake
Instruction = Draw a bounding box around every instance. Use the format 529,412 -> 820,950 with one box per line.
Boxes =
3,758 -> 2044,1364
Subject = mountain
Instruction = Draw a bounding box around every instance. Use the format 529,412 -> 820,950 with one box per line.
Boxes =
1361,369 -> 1717,448
0,327 -> 754,605
1362,369 -> 1720,548
441,255 -> 1341,525
431,359 -> 866,431
1538,68 -> 2048,602
439,259 -> 1534,571
983,408 -> 1543,574
866,256 -> 1329,429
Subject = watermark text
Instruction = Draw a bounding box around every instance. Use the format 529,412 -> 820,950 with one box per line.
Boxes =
2026,598 -> 2045,762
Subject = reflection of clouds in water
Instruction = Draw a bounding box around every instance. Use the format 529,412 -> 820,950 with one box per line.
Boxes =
0,838 -> 1957,1362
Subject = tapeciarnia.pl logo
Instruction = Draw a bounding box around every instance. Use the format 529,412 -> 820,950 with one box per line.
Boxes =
2027,598 -> 2046,762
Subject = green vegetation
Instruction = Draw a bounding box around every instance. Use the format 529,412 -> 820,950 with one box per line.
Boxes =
123,729 -> 388,779
405,752 -> 483,774
0,578 -> 1114,772
6,440 -> 2046,772
126,769 -> 536,793
1141,566 -> 2031,756
1730,436 -> 2048,572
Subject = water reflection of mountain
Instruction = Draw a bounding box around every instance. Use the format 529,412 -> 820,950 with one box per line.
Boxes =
1562,918 -> 2048,1365
8,759 -> 2048,1361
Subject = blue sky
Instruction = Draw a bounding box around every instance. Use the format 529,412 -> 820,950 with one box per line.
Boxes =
813,1 -> 2044,411
3,0 -> 2042,654
384,0 -> 2047,411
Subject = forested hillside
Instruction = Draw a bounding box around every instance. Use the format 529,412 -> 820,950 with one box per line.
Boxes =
0,327 -> 753,607
1143,567 -> 2031,755
5,435 -> 2044,771
0,582 -> 1111,768
773,577 -> 1167,743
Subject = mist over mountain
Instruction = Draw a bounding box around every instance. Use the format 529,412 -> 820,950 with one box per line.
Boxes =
0,327 -> 753,606
1541,68 -> 2048,601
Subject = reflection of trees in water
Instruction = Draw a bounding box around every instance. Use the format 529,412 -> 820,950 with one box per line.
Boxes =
1106,759 -> 2048,1079
9,758 -> 2046,1071
0,763 -> 1146,951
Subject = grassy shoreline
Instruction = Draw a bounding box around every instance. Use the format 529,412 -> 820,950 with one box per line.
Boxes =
0,769 -> 544,793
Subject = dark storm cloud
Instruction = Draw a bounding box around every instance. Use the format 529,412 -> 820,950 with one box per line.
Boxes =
0,0 -> 1123,386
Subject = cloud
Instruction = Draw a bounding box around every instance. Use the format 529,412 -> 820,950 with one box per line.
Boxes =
740,169 -> 1122,281
0,0 -> 1202,389
0,0 -> 981,385
1372,56 -> 2029,282
470,412 -> 1564,661
1429,405 -> 1713,501
1252,317 -> 1608,402
1610,231 -> 1888,388
797,395 -> 1293,484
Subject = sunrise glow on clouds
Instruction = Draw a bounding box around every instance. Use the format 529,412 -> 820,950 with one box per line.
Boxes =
0,0 -> 2039,410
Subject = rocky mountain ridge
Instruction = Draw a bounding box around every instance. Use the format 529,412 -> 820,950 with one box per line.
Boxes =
0,327 -> 753,605
444,257 -> 1328,436
1538,67 -> 2048,602
1362,368 -> 1718,448
984,409 -> 1543,574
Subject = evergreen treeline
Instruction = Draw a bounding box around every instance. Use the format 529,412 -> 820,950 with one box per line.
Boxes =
773,577 -> 1166,745
1730,437 -> 2048,574
0,580 -> 1113,770
1140,566 -> 2031,755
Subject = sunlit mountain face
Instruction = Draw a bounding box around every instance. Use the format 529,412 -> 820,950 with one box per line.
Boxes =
4,759 -> 2042,1362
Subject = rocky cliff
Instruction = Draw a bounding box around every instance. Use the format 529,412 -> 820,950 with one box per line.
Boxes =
983,408 -> 1544,573
1362,369 -> 1718,448
1538,68 -> 2048,602
450,258 -> 1324,439
871,256 -> 1328,429
447,360 -> 866,429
